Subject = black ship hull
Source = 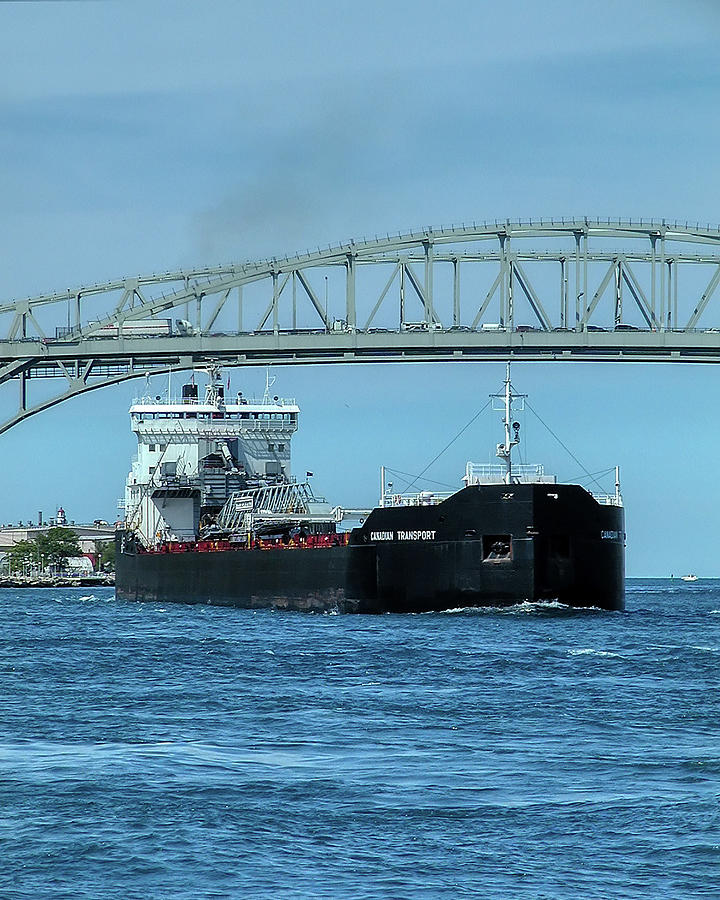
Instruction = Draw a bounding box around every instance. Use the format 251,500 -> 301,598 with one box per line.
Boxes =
116,483 -> 625,613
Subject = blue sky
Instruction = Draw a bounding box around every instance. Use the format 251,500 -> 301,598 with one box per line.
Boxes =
1,0 -> 720,574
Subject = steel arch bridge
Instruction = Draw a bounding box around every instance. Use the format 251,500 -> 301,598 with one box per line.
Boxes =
2,216 -> 720,434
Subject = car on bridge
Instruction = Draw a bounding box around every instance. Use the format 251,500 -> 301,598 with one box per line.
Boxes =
401,322 -> 443,332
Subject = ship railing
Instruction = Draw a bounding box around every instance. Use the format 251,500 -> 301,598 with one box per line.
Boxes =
590,492 -> 623,506
333,507 -> 374,522
382,491 -> 454,507
133,418 -> 296,435
463,462 -> 557,484
132,395 -> 297,407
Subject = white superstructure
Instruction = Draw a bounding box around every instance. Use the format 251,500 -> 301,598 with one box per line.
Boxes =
123,369 -> 299,545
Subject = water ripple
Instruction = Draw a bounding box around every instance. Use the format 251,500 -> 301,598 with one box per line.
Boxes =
1,580 -> 719,899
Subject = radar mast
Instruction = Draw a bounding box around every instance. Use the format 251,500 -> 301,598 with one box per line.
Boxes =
492,362 -> 526,484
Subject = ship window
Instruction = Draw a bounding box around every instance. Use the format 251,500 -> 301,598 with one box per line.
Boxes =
278,443 -> 285,452
149,444 -> 156,452
483,534 -> 512,561
268,443 -> 275,451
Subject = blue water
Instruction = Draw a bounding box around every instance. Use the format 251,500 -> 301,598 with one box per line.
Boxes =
1,581 -> 719,899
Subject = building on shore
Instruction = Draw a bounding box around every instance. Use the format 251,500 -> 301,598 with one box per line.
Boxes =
0,517 -> 116,574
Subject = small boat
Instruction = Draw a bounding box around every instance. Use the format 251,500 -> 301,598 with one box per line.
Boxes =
681,574 -> 698,582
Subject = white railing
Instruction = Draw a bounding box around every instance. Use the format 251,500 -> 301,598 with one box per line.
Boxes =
131,395 -> 297,407
464,462 -> 557,485
464,461 -> 623,504
590,492 -> 623,507
381,490 -> 454,507
133,418 -> 295,435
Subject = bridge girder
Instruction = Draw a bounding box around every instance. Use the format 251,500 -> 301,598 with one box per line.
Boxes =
2,217 -> 720,434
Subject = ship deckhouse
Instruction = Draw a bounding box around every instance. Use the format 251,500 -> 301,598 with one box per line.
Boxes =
123,370 -> 299,545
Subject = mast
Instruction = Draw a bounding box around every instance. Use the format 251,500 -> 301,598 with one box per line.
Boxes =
263,367 -> 277,404
493,362 -> 525,484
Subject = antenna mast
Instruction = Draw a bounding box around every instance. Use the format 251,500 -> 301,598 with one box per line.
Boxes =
263,367 -> 276,404
493,362 -> 526,484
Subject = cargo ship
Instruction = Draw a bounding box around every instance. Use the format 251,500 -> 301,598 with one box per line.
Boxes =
115,366 -> 625,612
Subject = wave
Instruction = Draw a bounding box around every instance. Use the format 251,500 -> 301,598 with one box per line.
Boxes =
437,600 -> 601,616
568,648 -> 623,658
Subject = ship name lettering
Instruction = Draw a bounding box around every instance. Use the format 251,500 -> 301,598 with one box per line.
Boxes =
371,531 -> 394,541
397,530 -> 437,541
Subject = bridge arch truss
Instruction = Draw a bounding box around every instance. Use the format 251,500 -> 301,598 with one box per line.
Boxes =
2,217 -> 720,433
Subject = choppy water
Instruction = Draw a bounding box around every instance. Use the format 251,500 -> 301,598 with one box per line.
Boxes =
1,580 -> 719,899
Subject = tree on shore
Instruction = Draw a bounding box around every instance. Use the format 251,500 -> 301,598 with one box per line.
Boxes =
6,540 -> 37,574
36,527 -> 82,569
5,528 -> 82,574
94,539 -> 116,572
